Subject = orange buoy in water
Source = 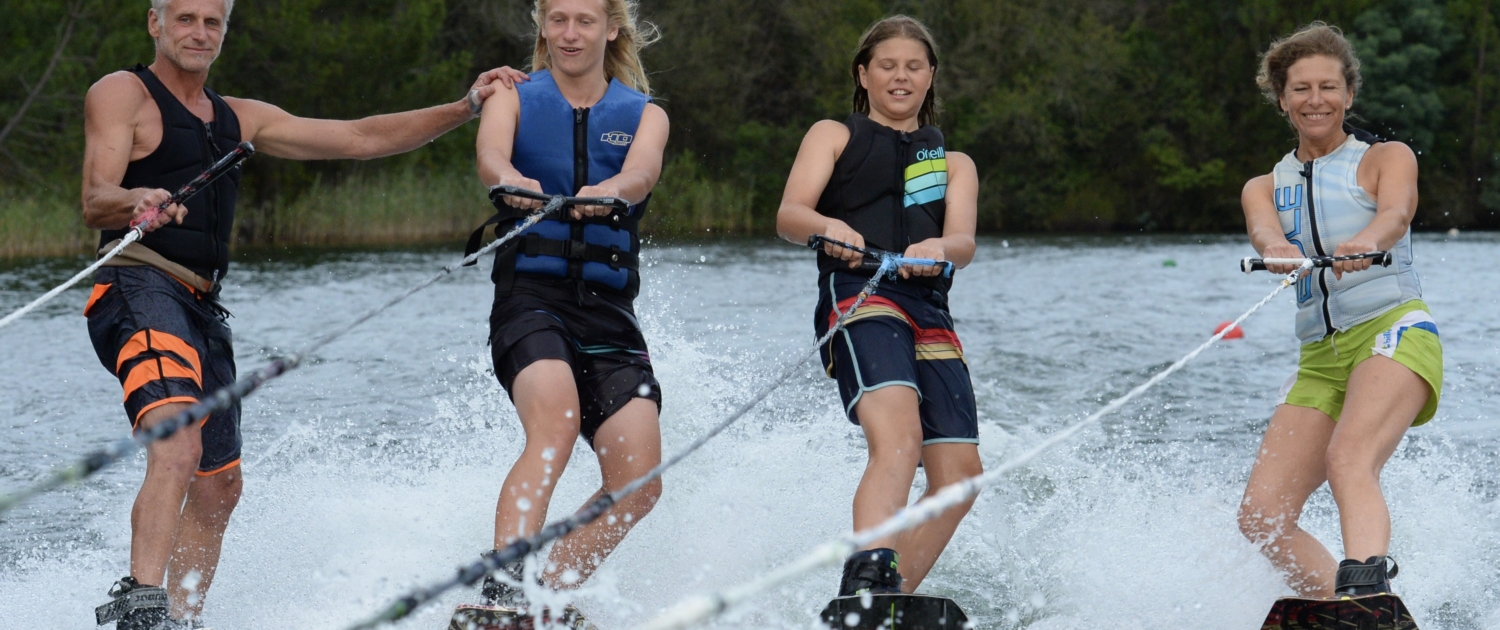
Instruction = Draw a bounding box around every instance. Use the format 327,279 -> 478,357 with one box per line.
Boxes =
1215,322 -> 1245,339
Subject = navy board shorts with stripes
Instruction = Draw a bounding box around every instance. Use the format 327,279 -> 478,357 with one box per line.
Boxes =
815,271 -> 979,445
85,266 -> 242,476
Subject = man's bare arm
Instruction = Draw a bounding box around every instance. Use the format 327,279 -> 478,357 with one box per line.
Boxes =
81,72 -> 183,232
228,68 -> 524,161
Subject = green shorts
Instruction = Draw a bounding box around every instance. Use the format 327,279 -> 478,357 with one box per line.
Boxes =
1280,300 -> 1443,426
1278,300 -> 1440,429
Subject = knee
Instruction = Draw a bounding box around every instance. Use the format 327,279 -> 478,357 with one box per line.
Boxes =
868,436 -> 923,468
152,436 -> 204,476
193,469 -> 243,514
1237,499 -> 1290,545
1324,440 -> 1375,489
627,478 -> 662,518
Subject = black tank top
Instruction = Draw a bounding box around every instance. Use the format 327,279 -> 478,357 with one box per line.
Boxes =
101,65 -> 242,284
814,112 -> 949,293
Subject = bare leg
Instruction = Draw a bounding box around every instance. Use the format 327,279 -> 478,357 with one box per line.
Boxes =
495,360 -> 582,547
543,398 -> 661,587
892,442 -> 982,591
167,467 -> 242,619
1327,356 -> 1428,561
130,402 -> 203,588
851,386 -> 923,551
1238,404 -> 1338,597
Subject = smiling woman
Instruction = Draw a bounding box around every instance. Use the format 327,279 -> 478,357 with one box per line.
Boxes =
1236,21 -> 1441,606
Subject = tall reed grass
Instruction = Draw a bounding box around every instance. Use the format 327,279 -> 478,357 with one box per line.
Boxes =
0,155 -> 765,259
0,189 -> 92,258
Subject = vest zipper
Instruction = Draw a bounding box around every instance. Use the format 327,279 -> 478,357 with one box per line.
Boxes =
897,132 -> 911,250
202,120 -> 222,286
1300,159 -> 1334,337
573,107 -> 590,193
569,107 -> 591,286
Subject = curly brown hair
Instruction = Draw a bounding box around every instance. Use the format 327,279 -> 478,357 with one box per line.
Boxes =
1256,22 -> 1363,108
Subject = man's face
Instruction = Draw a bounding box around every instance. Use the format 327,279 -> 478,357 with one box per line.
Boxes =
148,0 -> 228,74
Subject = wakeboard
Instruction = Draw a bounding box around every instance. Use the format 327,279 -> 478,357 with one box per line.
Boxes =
1260,593 -> 1418,630
448,604 -> 597,630
819,593 -> 969,630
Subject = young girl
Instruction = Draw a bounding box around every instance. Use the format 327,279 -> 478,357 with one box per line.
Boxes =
465,0 -> 668,624
1236,22 -> 1441,598
774,15 -> 983,596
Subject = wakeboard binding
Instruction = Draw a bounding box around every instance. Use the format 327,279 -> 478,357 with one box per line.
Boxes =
839,548 -> 903,597
449,560 -> 596,630
1262,557 -> 1416,629
94,577 -> 208,630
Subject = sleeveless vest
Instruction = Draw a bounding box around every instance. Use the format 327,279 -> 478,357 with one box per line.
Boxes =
1272,127 -> 1422,343
814,112 -> 950,293
474,70 -> 650,297
101,64 -> 242,285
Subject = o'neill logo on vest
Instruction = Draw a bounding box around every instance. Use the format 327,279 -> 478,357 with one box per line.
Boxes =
601,131 -> 633,147
915,147 -> 945,162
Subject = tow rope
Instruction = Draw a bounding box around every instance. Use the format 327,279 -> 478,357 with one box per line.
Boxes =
338,234 -> 952,629
0,142 -> 254,333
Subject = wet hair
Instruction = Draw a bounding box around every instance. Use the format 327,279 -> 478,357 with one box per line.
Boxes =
850,15 -> 942,128
531,0 -> 660,95
1256,22 -> 1362,107
151,0 -> 235,22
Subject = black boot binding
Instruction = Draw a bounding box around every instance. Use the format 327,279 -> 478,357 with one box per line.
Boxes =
463,560 -> 596,629
839,548 -> 903,597
1334,556 -> 1399,597
95,577 -> 170,629
480,560 -> 529,608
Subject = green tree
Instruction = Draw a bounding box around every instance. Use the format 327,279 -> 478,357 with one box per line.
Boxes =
1350,0 -> 1457,151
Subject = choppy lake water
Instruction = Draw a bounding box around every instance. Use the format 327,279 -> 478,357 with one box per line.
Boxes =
1,234 -> 1497,629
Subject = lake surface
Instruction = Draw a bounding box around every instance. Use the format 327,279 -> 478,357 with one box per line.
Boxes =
1,234 -> 1497,629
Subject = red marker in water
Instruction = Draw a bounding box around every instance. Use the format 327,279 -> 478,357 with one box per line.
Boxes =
1215,322 -> 1245,339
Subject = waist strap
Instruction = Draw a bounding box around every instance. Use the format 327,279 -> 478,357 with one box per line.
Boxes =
98,239 -> 216,294
518,232 -> 639,270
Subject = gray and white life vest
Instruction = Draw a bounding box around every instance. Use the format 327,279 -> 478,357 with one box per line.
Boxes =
1271,128 -> 1422,343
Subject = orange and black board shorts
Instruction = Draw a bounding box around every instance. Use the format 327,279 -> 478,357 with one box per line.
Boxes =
85,266 -> 241,476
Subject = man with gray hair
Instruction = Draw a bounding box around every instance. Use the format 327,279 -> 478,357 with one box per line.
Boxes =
81,0 -> 525,627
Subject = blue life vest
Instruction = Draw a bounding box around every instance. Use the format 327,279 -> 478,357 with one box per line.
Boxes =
466,70 -> 651,297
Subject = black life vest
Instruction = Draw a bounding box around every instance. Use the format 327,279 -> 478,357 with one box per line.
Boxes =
815,112 -> 950,292
101,65 -> 242,285
466,71 -> 649,298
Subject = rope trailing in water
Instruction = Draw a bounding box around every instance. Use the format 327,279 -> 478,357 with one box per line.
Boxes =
0,191 -> 575,516
340,242 -> 910,630
0,142 -> 255,333
631,260 -> 1315,630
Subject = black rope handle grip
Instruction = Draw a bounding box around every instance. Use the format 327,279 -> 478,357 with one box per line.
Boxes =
488,184 -> 629,210
1241,251 -> 1392,273
129,141 -> 255,230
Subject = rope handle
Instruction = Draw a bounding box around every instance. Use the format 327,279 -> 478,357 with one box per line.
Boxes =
807,234 -> 955,279
487,184 -> 629,211
128,141 -> 256,233
1241,251 -> 1391,273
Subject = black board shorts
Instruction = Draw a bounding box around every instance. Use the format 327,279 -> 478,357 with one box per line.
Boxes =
85,267 -> 241,476
489,278 -> 661,445
815,271 -> 978,445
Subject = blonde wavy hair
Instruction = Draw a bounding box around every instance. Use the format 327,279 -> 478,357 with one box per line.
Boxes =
531,0 -> 659,95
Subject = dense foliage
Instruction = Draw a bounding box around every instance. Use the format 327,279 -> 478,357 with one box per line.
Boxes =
3,0 -> 1499,236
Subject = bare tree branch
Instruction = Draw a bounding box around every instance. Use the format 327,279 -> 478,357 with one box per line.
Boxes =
0,0 -> 86,150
